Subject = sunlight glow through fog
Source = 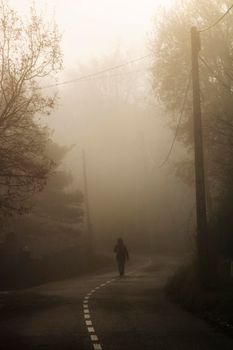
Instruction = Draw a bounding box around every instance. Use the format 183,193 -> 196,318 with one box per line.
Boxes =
10,0 -> 173,67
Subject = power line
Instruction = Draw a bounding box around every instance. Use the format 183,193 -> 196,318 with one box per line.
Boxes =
199,3 -> 233,33
199,56 -> 232,91
157,73 -> 191,169
66,67 -> 149,82
40,54 -> 152,90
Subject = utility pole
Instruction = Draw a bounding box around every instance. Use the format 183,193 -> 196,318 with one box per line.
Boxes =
191,26 -> 209,282
139,132 -> 152,253
82,149 -> 93,254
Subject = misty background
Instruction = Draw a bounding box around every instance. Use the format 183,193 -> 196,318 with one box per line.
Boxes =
46,55 -> 194,254
1,0 -> 194,260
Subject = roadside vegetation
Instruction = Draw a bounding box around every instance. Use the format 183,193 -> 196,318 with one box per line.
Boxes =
151,0 -> 233,334
167,261 -> 233,336
0,0 -> 112,289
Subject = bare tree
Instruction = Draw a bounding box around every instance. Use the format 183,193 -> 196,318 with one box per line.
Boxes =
0,0 -> 62,218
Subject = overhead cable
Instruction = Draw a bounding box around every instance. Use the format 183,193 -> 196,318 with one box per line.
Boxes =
199,56 -> 232,92
158,73 -> 191,169
40,54 -> 152,90
199,3 -> 233,32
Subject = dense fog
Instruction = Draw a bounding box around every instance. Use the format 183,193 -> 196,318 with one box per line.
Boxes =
45,55 -> 194,254
1,0 -> 195,265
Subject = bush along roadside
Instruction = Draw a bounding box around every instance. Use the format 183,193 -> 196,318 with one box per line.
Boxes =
0,247 -> 113,290
166,259 -> 233,337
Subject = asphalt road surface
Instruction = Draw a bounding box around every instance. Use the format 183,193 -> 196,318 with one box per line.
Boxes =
1,255 -> 233,350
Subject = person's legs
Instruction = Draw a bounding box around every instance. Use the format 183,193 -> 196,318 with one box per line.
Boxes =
118,260 -> 125,276
117,260 -> 125,276
117,260 -> 121,275
121,261 -> 125,276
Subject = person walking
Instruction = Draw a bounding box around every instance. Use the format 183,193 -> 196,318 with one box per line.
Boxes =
114,238 -> 129,276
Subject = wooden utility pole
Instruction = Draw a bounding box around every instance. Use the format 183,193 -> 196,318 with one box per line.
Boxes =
82,149 -> 93,254
191,26 -> 209,281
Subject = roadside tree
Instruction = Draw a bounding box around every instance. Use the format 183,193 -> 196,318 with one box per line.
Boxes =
13,142 -> 84,256
151,0 -> 233,258
0,0 -> 62,218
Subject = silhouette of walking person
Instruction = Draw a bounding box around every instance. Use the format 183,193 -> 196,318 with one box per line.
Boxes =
114,238 -> 129,276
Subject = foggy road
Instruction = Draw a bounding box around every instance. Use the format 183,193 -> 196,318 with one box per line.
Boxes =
1,256 -> 233,350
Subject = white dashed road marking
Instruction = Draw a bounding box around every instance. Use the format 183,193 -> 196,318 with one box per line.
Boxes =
82,278 -> 116,350
82,261 -> 151,349
93,344 -> 102,350
91,335 -> 99,342
88,326 -> 95,333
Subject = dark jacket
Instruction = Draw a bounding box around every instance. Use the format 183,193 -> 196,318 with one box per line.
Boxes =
114,243 -> 129,262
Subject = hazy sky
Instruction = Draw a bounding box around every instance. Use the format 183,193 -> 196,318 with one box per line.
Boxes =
11,0 -> 173,68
